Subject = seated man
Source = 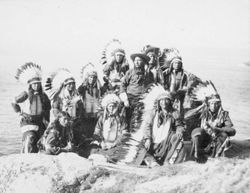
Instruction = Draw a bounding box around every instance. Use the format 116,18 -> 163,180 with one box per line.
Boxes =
52,76 -> 85,146
191,95 -> 236,162
38,111 -> 74,155
90,94 -> 127,161
143,88 -> 185,165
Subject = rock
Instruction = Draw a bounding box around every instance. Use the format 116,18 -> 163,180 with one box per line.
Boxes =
0,153 -> 92,193
0,153 -> 250,193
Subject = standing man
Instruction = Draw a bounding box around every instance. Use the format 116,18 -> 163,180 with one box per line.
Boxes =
78,63 -> 102,138
163,56 -> 188,118
144,46 -> 164,85
120,53 -> 154,130
12,63 -> 51,153
103,48 -> 129,94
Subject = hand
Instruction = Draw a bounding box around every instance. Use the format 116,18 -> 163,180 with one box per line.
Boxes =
101,142 -> 108,150
124,100 -> 129,107
176,131 -> 183,139
119,93 -> 129,107
144,139 -> 151,151
54,147 -> 61,154
65,142 -> 72,150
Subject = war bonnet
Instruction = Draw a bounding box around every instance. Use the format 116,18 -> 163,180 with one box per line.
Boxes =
101,93 -> 121,108
80,63 -> 98,80
15,62 -> 42,85
142,85 -> 172,112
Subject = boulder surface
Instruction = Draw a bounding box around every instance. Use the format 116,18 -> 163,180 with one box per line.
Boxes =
0,153 -> 250,193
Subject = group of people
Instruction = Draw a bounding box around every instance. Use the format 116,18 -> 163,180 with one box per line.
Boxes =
12,43 -> 236,165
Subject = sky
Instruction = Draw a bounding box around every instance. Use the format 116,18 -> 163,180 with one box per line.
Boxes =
0,0 -> 249,76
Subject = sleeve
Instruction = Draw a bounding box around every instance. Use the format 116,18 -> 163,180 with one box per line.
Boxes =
120,70 -> 130,93
11,91 -> 28,113
163,70 -> 170,90
77,85 -> 85,98
219,111 -> 236,136
157,69 -> 164,85
121,63 -> 129,77
43,93 -> 51,122
93,115 -> 104,142
76,99 -> 84,119
146,71 -> 154,86
181,73 -> 188,89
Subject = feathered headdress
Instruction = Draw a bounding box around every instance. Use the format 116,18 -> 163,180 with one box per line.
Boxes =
116,85 -> 172,165
80,62 -> 104,87
142,84 -> 172,112
101,93 -> 121,108
159,48 -> 181,71
184,80 -> 221,120
80,63 -> 97,80
101,93 -> 122,125
45,68 -> 75,102
15,62 -> 42,85
190,80 -> 221,103
100,39 -> 126,66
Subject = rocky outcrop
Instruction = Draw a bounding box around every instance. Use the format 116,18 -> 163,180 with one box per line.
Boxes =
0,153 -> 250,193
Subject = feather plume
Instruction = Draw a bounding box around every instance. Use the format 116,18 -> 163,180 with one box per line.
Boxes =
101,94 -> 121,107
80,63 -> 96,80
80,62 -> 104,85
159,48 -> 181,70
15,62 -> 42,84
190,80 -> 219,102
113,85 -> 172,165
45,68 -> 74,102
100,39 -> 124,66
142,84 -> 171,111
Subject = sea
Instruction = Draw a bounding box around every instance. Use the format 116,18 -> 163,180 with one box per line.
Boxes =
0,47 -> 250,156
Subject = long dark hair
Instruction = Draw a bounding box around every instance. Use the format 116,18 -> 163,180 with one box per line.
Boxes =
28,83 -> 45,103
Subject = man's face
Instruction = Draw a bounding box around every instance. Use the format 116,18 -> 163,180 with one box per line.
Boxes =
172,61 -> 182,71
134,57 -> 144,68
59,116 -> 70,127
159,98 -> 171,110
147,52 -> 157,66
88,75 -> 97,85
31,82 -> 41,91
114,53 -> 124,63
107,103 -> 117,115
209,101 -> 221,113
66,82 -> 75,92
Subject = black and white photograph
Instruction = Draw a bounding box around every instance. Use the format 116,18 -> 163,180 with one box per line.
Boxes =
0,0 -> 249,192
